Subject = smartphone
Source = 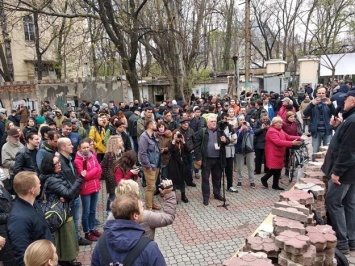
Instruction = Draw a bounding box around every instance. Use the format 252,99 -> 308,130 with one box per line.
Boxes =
242,122 -> 247,126
320,98 -> 326,103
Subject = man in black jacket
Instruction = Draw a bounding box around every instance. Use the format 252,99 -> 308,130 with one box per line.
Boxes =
13,132 -> 40,175
128,109 -> 140,153
321,89 -> 355,255
7,171 -> 53,266
58,138 -> 92,246
194,115 -> 230,206
179,118 -> 196,187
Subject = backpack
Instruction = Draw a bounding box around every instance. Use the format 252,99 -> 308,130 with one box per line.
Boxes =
241,132 -> 254,154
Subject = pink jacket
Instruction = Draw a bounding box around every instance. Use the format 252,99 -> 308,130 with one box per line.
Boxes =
114,167 -> 138,184
74,151 -> 102,196
277,106 -> 296,121
265,126 -> 300,169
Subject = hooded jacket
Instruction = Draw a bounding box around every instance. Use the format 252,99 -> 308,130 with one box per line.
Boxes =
36,141 -> 57,171
89,116 -> 106,154
91,219 -> 166,266
74,151 -> 102,195
53,109 -> 67,128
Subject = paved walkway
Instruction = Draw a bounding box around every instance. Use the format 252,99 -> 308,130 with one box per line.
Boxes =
76,170 -> 355,265
77,170 -> 286,265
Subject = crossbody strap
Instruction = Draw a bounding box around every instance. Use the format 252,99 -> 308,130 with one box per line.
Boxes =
123,236 -> 152,266
98,232 -> 113,266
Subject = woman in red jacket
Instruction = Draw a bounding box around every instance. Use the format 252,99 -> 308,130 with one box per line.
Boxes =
261,117 -> 302,190
74,138 -> 102,242
113,150 -> 139,185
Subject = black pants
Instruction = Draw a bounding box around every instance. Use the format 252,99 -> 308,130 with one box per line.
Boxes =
183,158 -> 193,185
224,157 -> 234,188
255,148 -> 268,174
202,158 -> 222,200
261,169 -> 282,187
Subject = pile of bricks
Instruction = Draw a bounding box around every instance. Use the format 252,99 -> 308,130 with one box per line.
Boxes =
226,147 -> 339,266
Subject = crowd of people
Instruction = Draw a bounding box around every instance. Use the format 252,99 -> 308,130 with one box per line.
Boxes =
0,78 -> 354,264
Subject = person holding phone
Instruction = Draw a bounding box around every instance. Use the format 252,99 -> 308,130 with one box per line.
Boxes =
303,87 -> 335,153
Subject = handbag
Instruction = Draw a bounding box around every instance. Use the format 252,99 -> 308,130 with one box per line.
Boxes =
39,179 -> 69,232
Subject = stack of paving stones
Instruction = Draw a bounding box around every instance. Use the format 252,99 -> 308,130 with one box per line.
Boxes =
227,147 -> 340,266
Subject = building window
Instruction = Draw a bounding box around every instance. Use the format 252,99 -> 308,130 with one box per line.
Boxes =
23,15 -> 35,41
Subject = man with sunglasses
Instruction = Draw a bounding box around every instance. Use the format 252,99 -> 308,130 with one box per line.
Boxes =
303,87 -> 335,153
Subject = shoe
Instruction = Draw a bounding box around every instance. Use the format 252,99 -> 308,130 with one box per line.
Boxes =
338,246 -> 350,255
272,186 -> 285,191
254,172 -> 261,175
285,169 -> 289,176
181,193 -> 189,203
250,183 -> 256,189
350,245 -> 355,251
228,187 -> 238,192
78,237 -> 92,246
195,173 -> 200,179
214,195 -> 225,201
85,232 -> 98,242
187,182 -> 197,187
152,204 -> 161,210
236,182 -> 242,188
95,219 -> 102,226
203,199 -> 209,206
261,177 -> 268,188
90,229 -> 102,237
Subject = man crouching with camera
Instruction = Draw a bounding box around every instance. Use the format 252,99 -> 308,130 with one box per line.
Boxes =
194,115 -> 230,206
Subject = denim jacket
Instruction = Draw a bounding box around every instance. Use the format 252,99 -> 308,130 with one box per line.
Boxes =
138,131 -> 160,170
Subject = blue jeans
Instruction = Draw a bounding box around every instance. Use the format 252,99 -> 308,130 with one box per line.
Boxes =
312,132 -> 331,153
106,193 -> 116,213
326,181 -> 355,248
73,197 -> 81,240
81,192 -> 99,233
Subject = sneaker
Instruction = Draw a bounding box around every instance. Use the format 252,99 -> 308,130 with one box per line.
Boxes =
228,187 -> 238,192
69,261 -> 82,266
78,237 -> 92,246
236,182 -> 242,188
85,232 -> 99,242
250,183 -> 256,189
195,173 -> 201,179
350,245 -> 355,251
90,230 -> 102,237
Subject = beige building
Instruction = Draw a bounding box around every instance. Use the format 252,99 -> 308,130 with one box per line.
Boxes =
0,9 -> 89,82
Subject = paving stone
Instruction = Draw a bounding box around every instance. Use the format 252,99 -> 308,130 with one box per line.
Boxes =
274,200 -> 310,215
294,183 -> 325,196
272,207 -> 308,223
223,254 -> 273,266
298,177 -> 326,188
273,216 -> 305,235
244,236 -> 279,258
280,190 -> 315,205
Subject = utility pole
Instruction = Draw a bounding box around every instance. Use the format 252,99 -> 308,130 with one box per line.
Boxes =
245,0 -> 251,92
232,55 -> 239,96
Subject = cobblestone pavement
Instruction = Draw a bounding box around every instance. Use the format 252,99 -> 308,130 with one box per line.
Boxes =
76,169 -> 355,265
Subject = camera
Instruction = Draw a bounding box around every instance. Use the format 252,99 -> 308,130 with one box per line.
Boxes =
177,133 -> 182,138
218,120 -> 229,130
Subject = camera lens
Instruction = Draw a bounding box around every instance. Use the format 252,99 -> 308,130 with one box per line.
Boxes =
177,133 -> 182,138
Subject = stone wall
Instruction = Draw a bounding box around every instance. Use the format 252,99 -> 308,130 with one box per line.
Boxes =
0,77 -> 131,113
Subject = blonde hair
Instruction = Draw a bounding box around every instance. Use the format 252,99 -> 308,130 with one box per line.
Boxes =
115,179 -> 139,197
24,240 -> 56,266
13,171 -> 38,196
106,135 -> 124,154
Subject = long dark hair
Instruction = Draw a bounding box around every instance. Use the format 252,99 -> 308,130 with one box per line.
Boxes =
113,150 -> 137,174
